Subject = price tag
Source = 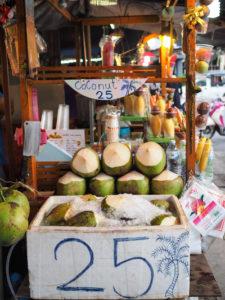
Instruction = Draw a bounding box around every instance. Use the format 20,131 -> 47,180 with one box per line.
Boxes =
65,78 -> 147,100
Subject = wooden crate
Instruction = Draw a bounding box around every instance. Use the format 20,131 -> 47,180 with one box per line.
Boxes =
36,161 -> 70,191
27,195 -> 190,299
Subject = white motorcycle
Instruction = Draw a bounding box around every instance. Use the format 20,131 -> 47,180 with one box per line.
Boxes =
203,99 -> 225,138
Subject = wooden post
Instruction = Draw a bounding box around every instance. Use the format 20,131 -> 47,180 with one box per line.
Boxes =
185,0 -> 196,177
0,28 -> 16,179
85,25 -> 92,66
81,24 -> 87,66
16,0 -> 37,189
75,25 -> 81,66
16,0 -> 33,121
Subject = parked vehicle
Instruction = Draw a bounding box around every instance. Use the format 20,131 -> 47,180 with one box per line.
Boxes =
203,98 -> 225,138
181,72 -> 225,106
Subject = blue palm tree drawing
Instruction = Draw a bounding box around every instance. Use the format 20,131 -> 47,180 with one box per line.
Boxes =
152,231 -> 189,298
121,79 -> 139,95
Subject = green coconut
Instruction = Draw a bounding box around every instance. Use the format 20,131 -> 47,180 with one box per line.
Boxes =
101,195 -> 124,216
3,189 -> 30,218
102,142 -> 132,176
57,172 -> 86,195
151,199 -> 170,211
135,142 -> 166,177
151,214 -> 178,226
89,173 -> 115,197
0,202 -> 28,246
117,171 -> 149,195
71,147 -> 100,178
45,202 -> 71,225
151,170 -> 184,197
66,211 -> 97,227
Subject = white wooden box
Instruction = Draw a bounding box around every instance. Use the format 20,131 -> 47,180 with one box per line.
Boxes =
27,195 -> 190,299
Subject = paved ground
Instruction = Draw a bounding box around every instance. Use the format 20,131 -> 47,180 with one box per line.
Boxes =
205,133 -> 225,299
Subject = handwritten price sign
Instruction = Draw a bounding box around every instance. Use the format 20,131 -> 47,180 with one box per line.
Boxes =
65,79 -> 147,101
28,231 -> 190,299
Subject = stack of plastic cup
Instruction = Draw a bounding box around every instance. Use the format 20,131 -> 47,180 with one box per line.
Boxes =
40,110 -> 53,130
56,104 -> 70,130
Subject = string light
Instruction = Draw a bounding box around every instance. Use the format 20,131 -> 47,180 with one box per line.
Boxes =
90,0 -> 117,6
61,58 -> 102,64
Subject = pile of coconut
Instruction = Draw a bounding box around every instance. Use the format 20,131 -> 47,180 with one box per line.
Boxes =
44,194 -> 178,227
57,141 -> 184,198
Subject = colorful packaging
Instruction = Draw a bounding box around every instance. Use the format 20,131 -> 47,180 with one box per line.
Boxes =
180,178 -> 225,237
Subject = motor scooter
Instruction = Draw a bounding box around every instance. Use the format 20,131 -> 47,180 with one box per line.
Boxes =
203,98 -> 225,138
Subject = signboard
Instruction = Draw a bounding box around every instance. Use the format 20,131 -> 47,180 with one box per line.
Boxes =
28,230 -> 190,299
65,78 -> 147,100
37,129 -> 85,161
47,129 -> 85,156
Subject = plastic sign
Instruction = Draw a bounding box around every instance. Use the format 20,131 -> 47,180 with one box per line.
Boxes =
65,78 -> 147,100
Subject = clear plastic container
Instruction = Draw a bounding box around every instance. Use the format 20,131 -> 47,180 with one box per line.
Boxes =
196,44 -> 213,63
197,145 -> 214,183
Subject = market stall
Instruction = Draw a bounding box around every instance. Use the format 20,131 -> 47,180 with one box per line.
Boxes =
0,0 -> 225,299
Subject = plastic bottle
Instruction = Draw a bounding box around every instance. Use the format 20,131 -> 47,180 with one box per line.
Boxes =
99,26 -> 114,66
163,110 -> 175,138
166,140 -> 182,174
150,106 -> 162,137
105,112 -> 120,144
134,91 -> 146,116
179,139 -> 186,182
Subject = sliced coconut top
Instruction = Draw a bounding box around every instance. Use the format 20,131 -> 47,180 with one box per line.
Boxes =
65,196 -> 101,221
103,143 -> 131,168
58,172 -> 84,184
136,142 -> 164,166
105,195 -> 125,209
92,172 -> 114,181
118,171 -> 146,182
72,148 -> 99,174
161,216 -> 177,226
153,170 -> 179,181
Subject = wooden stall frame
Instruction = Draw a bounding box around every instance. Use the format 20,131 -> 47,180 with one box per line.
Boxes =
16,0 -> 195,190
